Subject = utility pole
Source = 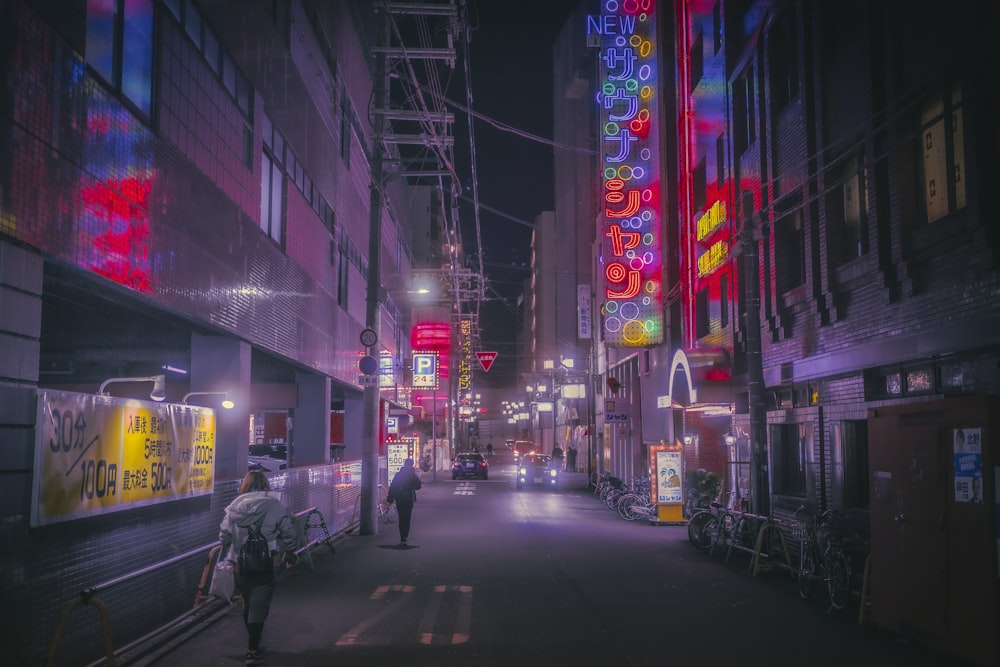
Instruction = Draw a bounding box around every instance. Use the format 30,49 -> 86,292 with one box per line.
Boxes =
360,9 -> 389,536
742,201 -> 769,516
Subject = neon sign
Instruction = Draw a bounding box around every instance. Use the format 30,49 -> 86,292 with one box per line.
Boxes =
590,0 -> 663,347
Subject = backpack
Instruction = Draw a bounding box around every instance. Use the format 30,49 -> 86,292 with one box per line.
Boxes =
238,518 -> 272,575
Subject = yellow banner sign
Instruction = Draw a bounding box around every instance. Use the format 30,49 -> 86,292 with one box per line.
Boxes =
32,390 -> 216,526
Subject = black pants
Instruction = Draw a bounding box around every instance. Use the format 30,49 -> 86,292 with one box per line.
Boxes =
236,571 -> 275,651
396,502 -> 415,541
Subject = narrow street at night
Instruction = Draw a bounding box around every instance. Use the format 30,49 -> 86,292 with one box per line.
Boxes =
154,453 -> 970,667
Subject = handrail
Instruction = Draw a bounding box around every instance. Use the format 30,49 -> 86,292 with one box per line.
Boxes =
87,542 -> 218,596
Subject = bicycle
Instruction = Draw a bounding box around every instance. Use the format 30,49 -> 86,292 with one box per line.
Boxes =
794,508 -> 851,611
615,479 -> 655,521
377,484 -> 397,524
687,501 -> 727,550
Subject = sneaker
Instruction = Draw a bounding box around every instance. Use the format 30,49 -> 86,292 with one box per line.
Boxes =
246,650 -> 263,665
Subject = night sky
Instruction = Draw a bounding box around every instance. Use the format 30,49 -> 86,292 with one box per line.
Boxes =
450,0 -> 584,387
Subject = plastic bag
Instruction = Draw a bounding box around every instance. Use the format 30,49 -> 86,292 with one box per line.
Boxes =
209,558 -> 235,602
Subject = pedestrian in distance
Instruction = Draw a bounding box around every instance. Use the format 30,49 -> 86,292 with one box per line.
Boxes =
486,442 -> 494,459
566,444 -> 577,472
386,458 -> 423,547
219,470 -> 299,665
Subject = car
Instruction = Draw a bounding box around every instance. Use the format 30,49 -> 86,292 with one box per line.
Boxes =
452,452 -> 489,480
516,454 -> 559,490
248,443 -> 287,472
512,440 -> 537,464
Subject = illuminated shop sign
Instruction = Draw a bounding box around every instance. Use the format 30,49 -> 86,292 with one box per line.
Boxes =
32,390 -> 215,526
379,352 -> 395,388
459,317 -> 473,392
590,0 -> 663,347
697,240 -> 729,277
696,200 -> 728,277
696,200 -> 726,241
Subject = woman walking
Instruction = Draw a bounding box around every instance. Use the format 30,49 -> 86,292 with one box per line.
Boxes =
386,458 -> 423,546
219,470 -> 298,665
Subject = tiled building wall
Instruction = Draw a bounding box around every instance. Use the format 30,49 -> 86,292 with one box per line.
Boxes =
0,2 -> 390,664
0,461 -> 362,667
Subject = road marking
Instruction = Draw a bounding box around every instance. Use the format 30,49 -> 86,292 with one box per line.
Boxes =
418,585 -> 473,645
454,482 -> 476,496
371,584 -> 414,599
336,585 -> 414,646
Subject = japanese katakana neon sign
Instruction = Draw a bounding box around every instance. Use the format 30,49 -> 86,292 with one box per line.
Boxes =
590,0 -> 662,347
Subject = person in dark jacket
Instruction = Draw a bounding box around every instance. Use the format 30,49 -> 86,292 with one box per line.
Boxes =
220,470 -> 298,665
386,458 -> 423,546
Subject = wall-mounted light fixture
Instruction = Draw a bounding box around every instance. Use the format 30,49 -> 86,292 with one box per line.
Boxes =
99,374 -> 167,402
182,391 -> 235,409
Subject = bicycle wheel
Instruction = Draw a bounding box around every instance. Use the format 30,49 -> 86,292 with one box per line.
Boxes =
826,548 -> 851,611
687,511 -> 714,550
797,546 -> 816,599
733,516 -> 756,552
702,516 -> 723,554
616,493 -> 639,520
379,503 -> 397,524
626,500 -> 654,522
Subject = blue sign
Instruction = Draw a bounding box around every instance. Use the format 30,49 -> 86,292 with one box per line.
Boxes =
412,352 -> 438,388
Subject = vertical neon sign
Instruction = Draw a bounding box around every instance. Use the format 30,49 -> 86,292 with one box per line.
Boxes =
591,0 -> 662,347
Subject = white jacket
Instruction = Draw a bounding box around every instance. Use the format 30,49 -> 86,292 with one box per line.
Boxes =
219,491 -> 297,560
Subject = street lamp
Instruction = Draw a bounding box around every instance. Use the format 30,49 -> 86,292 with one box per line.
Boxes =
99,374 -> 166,402
183,391 -> 235,409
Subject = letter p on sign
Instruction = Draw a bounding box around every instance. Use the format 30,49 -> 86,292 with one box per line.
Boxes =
412,352 -> 437,388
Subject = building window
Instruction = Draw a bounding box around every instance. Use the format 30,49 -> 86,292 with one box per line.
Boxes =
712,1 -> 722,54
826,153 -> 868,264
734,66 -> 755,156
832,421 -> 869,509
260,151 -> 284,245
86,0 -> 154,116
690,33 -> 704,92
716,134 -> 725,187
768,8 -> 799,113
774,209 -> 805,293
693,159 -> 707,213
163,0 -> 253,119
336,230 -> 349,308
919,83 -> 966,224
771,423 -> 807,498
340,91 -> 353,168
696,287 -> 710,338
719,274 -> 729,328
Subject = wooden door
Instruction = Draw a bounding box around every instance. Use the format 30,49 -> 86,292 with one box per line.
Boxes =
868,407 -> 948,638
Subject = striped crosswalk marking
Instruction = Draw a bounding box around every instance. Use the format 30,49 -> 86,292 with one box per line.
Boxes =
418,585 -> 473,645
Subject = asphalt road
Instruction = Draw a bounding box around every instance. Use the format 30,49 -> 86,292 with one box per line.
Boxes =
152,452 -> 973,667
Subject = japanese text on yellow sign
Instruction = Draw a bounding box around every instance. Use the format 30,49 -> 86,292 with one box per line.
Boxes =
32,390 -> 216,526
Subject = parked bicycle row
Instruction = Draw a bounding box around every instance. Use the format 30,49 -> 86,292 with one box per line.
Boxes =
687,501 -> 871,614
589,471 -> 660,522
586,471 -> 871,615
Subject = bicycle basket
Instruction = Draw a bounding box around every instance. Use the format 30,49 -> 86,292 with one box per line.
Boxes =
790,518 -> 810,541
